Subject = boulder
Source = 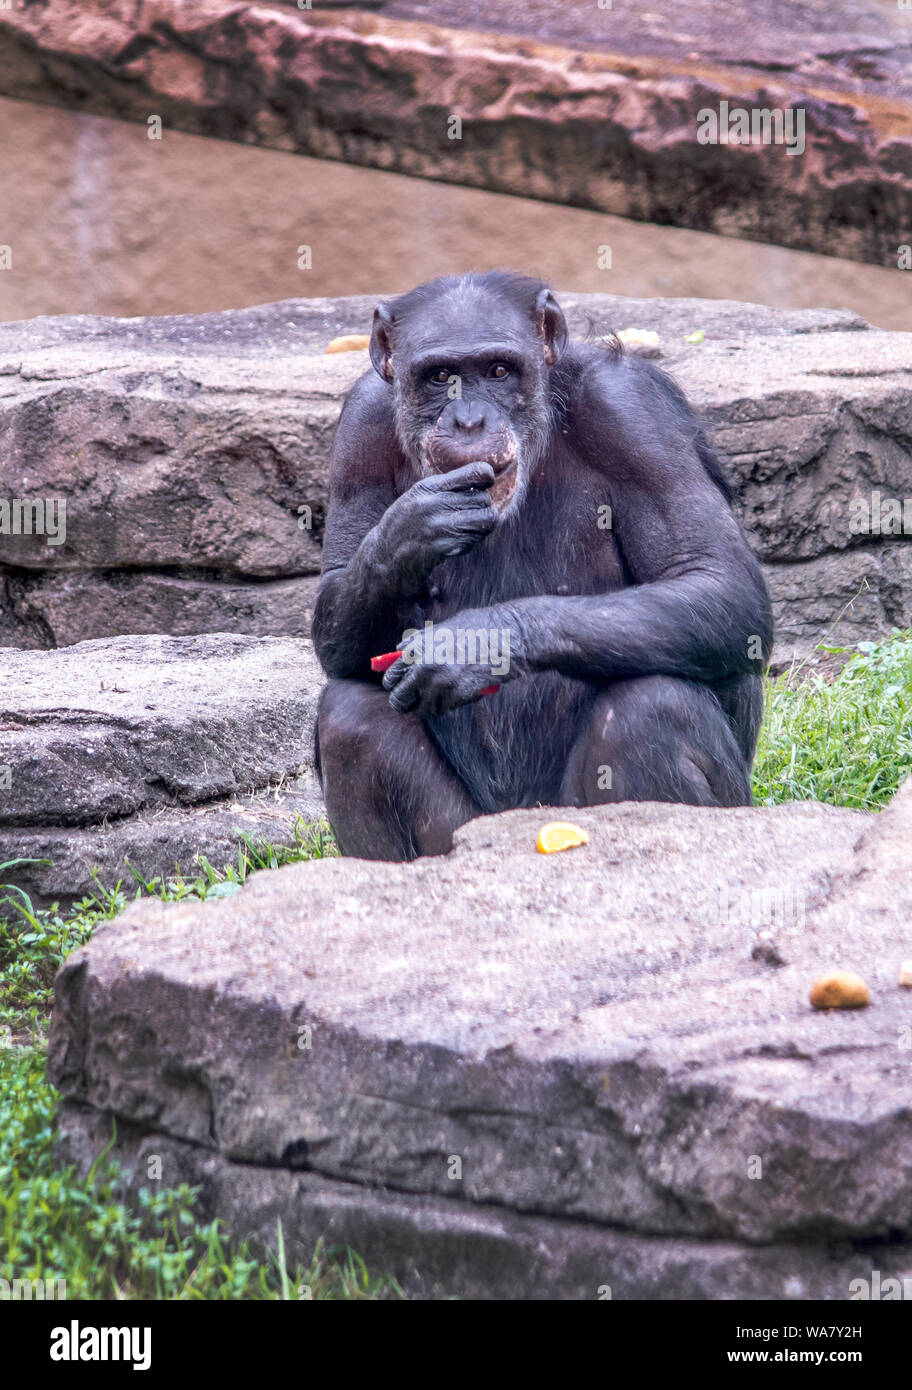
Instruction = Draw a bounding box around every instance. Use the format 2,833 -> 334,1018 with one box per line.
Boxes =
54,1102 -> 912,1301
0,0 -> 908,263
50,780 -> 912,1297
0,634 -> 326,905
1,571 -> 320,651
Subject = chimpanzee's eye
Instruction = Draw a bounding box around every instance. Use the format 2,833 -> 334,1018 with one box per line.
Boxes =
428,367 -> 452,384
488,363 -> 511,379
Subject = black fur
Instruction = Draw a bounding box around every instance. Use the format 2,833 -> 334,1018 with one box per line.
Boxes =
312,272 -> 772,860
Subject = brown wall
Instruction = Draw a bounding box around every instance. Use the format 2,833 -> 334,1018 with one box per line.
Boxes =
0,96 -> 908,329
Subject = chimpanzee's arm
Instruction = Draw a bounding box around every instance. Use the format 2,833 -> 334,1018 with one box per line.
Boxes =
312,374 -> 497,678
311,378 -> 405,677
509,353 -> 772,683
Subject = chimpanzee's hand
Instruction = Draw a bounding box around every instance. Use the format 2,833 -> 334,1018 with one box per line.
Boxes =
375,462 -> 498,595
381,607 -> 528,717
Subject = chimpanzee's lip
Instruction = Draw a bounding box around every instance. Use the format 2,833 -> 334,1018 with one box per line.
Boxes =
489,460 -> 519,513
427,450 -> 516,476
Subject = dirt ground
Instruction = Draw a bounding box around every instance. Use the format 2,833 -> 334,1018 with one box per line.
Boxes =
0,95 -> 908,328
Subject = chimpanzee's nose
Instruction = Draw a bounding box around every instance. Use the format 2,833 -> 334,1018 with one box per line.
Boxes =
452,401 -> 487,432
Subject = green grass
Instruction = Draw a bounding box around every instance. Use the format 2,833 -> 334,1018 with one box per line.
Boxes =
3,632 -> 912,1299
0,817 -> 403,1300
752,630 -> 912,809
0,1047 -> 397,1299
0,818 -> 337,1044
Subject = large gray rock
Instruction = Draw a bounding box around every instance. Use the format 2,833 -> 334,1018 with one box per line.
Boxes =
0,0 -> 908,264
50,779 -> 912,1297
0,329 -> 334,578
55,1101 -> 912,1301
0,634 -> 326,904
765,548 -> 912,662
676,330 -> 912,563
1,293 -> 910,663
1,570 -> 320,651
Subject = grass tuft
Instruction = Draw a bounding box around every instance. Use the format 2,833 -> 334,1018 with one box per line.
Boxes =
752,631 -> 912,809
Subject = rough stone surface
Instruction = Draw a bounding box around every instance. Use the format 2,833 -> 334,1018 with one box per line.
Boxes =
765,548 -> 912,664
49,779 -> 912,1295
9,787 -> 324,909
681,332 -> 912,564
0,634 -> 325,903
56,1101 -> 912,1301
1,293 -> 910,661
0,0 -> 908,264
1,571 -> 320,650
3,85 -> 905,331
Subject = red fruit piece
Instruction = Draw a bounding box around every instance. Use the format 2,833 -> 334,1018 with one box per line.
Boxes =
370,652 -> 500,697
370,651 -> 402,672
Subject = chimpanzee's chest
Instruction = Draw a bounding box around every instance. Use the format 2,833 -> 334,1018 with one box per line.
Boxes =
420,462 -> 627,618
411,459 -> 626,813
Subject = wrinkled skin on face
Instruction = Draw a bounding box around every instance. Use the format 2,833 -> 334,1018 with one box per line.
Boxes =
370,277 -> 567,518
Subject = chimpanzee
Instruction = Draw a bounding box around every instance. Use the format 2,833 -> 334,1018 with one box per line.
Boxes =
312,271 -> 772,860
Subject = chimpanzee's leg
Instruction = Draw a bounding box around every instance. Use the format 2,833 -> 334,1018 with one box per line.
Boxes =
558,674 -> 753,808
713,671 -> 765,764
315,679 -> 481,860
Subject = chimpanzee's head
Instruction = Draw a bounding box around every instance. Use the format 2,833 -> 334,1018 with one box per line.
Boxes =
369,271 -> 569,515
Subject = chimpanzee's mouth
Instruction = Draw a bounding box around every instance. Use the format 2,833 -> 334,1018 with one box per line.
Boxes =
488,459 -> 518,513
425,429 -> 520,513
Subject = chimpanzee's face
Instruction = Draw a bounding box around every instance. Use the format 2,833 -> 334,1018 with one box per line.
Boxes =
372,286 -> 562,517
402,343 -> 535,513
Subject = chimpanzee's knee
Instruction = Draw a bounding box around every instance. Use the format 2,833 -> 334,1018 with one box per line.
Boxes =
560,675 -> 752,808
314,679 -> 379,787
315,678 -> 480,860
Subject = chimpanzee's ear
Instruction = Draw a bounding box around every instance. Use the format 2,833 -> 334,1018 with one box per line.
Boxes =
369,302 -> 396,382
535,288 -> 569,367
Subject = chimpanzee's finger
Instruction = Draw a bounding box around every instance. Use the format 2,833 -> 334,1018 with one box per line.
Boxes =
387,667 -> 423,713
382,659 -> 408,691
428,461 -> 496,493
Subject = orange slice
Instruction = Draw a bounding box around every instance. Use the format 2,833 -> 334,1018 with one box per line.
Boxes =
536,821 -> 590,854
325,334 -> 370,354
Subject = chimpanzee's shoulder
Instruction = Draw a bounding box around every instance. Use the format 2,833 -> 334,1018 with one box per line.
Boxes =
558,341 -> 674,411
557,343 -> 702,445
329,369 -> 403,487
339,367 -> 396,426
557,343 -> 731,498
